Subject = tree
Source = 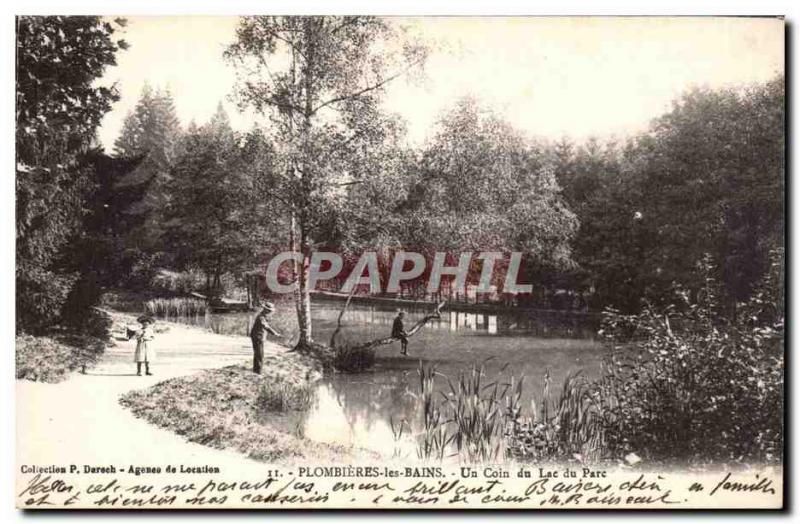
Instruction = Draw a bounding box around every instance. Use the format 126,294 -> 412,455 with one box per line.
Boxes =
226,16 -> 427,350
396,98 -> 578,301
163,104 -> 281,295
114,84 -> 182,258
633,77 -> 784,311
549,137 -> 638,310
554,76 -> 784,314
16,16 -> 127,332
61,150 -> 145,327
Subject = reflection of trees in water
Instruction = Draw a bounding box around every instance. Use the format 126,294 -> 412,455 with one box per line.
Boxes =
315,365 -> 583,454
329,304 -> 597,339
169,303 -> 598,341
323,373 -> 421,434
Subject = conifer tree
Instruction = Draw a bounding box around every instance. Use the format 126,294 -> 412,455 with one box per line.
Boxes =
113,84 -> 183,260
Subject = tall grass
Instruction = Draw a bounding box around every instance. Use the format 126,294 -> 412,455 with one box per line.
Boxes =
416,362 -> 606,464
257,379 -> 314,412
417,363 -> 452,461
415,362 -> 521,463
444,364 -> 509,462
144,297 -> 208,317
553,372 -> 606,460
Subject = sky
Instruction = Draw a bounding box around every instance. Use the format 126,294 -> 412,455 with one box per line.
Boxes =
95,16 -> 784,152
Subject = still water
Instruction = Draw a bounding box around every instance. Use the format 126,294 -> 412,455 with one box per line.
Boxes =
169,301 -> 603,458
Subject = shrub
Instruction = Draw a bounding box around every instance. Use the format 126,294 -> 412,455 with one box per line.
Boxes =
126,254 -> 161,290
257,379 -> 314,412
16,333 -> 106,383
331,343 -> 376,372
597,256 -> 783,466
16,268 -> 78,334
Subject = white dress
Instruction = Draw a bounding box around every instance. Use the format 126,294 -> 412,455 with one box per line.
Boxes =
133,326 -> 156,363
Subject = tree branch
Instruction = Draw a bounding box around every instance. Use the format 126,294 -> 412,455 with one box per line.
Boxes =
329,285 -> 358,348
345,301 -> 446,352
311,57 -> 424,115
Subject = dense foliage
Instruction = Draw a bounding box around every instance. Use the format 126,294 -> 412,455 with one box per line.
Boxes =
554,77 -> 784,313
396,98 -> 577,269
597,253 -> 784,465
16,16 -> 127,332
162,105 -> 282,294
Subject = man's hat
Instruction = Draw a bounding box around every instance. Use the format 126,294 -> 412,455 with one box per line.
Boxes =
137,315 -> 155,324
260,301 -> 276,311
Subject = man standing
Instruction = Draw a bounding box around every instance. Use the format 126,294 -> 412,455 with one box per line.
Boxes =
392,311 -> 409,356
250,302 -> 281,374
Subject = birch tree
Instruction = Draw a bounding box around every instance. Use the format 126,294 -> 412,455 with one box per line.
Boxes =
226,16 -> 426,350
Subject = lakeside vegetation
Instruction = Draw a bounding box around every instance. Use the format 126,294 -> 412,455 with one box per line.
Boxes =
121,254 -> 781,468
411,257 -> 783,467
144,297 -> 208,317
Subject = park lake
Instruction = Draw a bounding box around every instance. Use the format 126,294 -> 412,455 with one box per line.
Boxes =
166,301 -> 604,458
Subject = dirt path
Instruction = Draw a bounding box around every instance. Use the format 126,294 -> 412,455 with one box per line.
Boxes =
16,315 -> 288,476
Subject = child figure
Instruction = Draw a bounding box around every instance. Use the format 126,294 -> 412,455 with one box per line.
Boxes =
134,316 -> 156,376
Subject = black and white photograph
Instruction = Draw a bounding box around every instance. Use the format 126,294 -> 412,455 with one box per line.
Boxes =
12,12 -> 785,510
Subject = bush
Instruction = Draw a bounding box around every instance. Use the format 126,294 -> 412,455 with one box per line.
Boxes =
331,342 -> 376,372
597,256 -> 783,466
16,333 -> 106,383
16,267 -> 78,334
126,254 -> 161,290
257,380 -> 314,412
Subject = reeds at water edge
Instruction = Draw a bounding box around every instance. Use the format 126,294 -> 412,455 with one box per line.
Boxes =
415,361 -> 606,463
144,297 -> 209,317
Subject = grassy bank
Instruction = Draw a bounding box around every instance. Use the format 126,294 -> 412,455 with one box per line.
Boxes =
119,364 -> 355,463
16,307 -> 113,383
16,333 -> 108,383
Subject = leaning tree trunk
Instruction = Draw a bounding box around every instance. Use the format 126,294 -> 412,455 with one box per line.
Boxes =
330,299 -> 446,352
329,286 -> 358,348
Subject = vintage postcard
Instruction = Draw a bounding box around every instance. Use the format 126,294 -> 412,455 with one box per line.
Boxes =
15,15 -> 784,509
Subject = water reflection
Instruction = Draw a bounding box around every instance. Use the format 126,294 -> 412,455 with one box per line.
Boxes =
302,380 -> 419,458
333,305 -> 595,339
165,301 -> 603,459
164,302 -> 597,340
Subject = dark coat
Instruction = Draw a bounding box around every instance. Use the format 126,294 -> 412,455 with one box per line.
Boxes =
392,316 -> 406,338
250,311 -> 277,340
